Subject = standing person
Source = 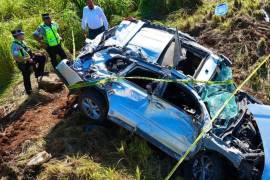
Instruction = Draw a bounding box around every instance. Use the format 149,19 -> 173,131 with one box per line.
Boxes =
82,0 -> 109,40
34,13 -> 67,68
11,29 -> 46,95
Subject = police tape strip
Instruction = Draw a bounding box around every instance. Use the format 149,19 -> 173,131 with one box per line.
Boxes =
68,76 -> 234,90
165,54 -> 270,180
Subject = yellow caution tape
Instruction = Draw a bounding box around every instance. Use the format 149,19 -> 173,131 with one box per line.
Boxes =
165,54 -> 270,180
68,76 -> 234,90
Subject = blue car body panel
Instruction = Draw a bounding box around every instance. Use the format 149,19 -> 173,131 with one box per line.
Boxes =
107,80 -> 198,156
248,104 -> 270,180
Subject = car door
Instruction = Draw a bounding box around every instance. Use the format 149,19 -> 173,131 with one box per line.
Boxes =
106,80 -> 198,159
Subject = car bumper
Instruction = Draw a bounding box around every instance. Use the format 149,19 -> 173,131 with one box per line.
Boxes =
56,59 -> 83,86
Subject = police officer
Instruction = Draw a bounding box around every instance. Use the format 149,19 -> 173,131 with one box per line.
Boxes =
34,13 -> 67,68
11,29 -> 46,95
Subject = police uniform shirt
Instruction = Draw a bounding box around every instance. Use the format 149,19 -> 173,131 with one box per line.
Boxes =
11,41 -> 30,59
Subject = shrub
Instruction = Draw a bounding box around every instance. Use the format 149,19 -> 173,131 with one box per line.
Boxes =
0,0 -> 25,21
139,0 -> 167,19
0,28 -> 16,90
56,9 -> 84,52
166,0 -> 202,12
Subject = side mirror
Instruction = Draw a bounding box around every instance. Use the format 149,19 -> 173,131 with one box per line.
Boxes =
146,84 -> 153,95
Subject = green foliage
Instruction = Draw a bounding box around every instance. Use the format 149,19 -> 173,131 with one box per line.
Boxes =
38,155 -> 130,180
0,0 -> 25,21
138,0 -> 202,19
0,27 -> 16,93
96,0 -> 136,20
57,10 -> 84,51
139,0 -> 167,19
166,0 -> 202,12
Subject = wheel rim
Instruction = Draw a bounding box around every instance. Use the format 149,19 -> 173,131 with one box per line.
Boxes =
192,155 -> 215,180
82,98 -> 101,120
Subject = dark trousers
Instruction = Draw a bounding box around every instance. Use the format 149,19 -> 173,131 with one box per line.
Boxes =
17,55 -> 46,95
88,26 -> 105,40
32,55 -> 46,78
17,63 -> 32,95
46,44 -> 67,68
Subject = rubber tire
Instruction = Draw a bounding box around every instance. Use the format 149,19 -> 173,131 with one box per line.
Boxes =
184,153 -> 224,180
79,90 -> 108,123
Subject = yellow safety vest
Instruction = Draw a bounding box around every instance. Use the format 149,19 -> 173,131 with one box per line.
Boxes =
40,23 -> 61,47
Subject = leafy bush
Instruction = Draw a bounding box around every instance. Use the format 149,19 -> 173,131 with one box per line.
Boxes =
57,10 -> 84,51
139,0 -> 167,19
0,28 -> 16,88
166,0 -> 202,12
138,0 -> 202,19
0,0 -> 25,21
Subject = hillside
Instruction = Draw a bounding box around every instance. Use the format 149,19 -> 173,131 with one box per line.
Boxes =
0,0 -> 270,179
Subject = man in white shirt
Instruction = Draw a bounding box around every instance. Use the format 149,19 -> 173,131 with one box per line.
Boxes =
82,0 -> 109,39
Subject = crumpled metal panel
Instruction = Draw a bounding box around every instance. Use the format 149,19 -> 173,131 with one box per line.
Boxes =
107,80 -> 197,156
104,20 -> 145,47
127,27 -> 174,62
248,104 -> 270,180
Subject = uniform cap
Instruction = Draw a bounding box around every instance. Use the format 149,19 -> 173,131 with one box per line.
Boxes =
11,29 -> 25,37
42,13 -> 51,19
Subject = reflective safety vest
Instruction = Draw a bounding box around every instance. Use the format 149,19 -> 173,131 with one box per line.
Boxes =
40,23 -> 61,47
12,39 -> 31,63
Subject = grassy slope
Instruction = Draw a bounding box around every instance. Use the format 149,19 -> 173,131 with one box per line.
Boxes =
166,0 -> 270,102
1,0 -> 270,179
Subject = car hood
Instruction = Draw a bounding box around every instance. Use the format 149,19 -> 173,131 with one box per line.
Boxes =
248,104 -> 270,180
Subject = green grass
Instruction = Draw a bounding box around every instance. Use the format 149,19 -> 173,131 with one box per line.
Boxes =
13,115 -> 176,179
38,155 -> 132,180
166,0 -> 263,30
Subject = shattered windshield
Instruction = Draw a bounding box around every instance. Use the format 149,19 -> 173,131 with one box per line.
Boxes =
200,61 -> 239,127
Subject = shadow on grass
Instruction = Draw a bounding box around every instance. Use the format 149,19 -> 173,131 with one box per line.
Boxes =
43,111 -> 183,179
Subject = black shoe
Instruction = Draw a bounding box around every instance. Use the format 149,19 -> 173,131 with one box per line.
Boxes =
43,72 -> 50,76
26,90 -> 32,95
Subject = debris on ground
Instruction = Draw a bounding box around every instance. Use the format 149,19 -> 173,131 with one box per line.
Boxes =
26,151 -> 52,167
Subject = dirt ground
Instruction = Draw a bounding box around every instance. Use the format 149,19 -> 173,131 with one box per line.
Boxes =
0,74 -> 69,164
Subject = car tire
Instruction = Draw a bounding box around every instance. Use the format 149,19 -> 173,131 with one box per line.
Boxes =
184,152 -> 224,180
79,90 -> 108,123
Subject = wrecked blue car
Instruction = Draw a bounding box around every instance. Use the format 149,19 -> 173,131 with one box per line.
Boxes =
56,20 -> 269,180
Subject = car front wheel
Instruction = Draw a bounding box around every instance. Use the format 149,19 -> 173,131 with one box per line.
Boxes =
185,153 -> 224,180
79,90 -> 107,123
